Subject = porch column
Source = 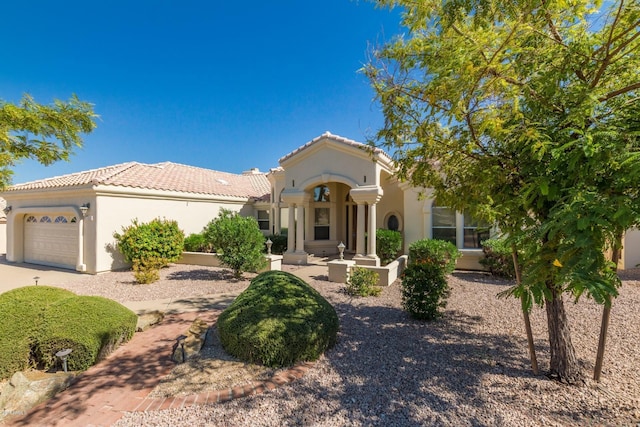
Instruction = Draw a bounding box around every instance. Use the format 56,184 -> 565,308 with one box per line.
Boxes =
350,185 -> 383,266
296,203 -> 305,252
356,202 -> 366,256
368,201 -> 377,257
287,205 -> 296,253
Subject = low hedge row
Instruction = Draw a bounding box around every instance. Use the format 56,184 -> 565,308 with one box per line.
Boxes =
0,286 -> 137,379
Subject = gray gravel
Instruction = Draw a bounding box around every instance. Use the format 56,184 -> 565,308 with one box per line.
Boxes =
59,265 -> 640,426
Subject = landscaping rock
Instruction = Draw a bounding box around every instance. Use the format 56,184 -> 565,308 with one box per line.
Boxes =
136,310 -> 165,332
171,317 -> 209,363
0,371 -> 75,421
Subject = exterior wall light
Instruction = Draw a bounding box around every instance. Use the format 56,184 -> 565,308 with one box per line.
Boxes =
79,203 -> 90,217
2,205 -> 11,214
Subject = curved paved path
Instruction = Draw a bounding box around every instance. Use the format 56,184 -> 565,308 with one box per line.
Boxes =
3,262 -> 329,427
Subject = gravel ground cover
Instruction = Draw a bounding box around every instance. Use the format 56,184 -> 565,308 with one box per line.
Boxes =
58,264 -> 640,426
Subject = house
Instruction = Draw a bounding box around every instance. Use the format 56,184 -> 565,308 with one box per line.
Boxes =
3,132 -> 639,273
0,197 -> 7,255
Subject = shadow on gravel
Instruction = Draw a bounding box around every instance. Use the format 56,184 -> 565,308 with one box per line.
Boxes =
223,301 -> 539,426
166,268 -> 237,282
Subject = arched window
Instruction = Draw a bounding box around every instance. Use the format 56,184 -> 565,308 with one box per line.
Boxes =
39,216 -> 52,223
54,216 -> 68,223
313,185 -> 330,202
26,215 -> 37,223
387,215 -> 400,231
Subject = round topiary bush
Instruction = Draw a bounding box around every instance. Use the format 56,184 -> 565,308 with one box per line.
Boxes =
0,287 -> 137,379
217,270 -> 339,367
0,286 -> 76,379
35,296 -> 137,371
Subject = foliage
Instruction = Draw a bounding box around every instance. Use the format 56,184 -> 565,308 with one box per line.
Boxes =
365,0 -> 640,382
401,263 -> 450,321
0,287 -> 136,379
217,271 -> 339,367
376,229 -> 403,265
479,237 -> 517,279
203,209 -> 267,278
184,233 -> 210,253
113,218 -> 184,283
408,239 -> 460,274
0,286 -> 75,379
0,94 -> 97,189
265,234 -> 287,255
345,266 -> 381,297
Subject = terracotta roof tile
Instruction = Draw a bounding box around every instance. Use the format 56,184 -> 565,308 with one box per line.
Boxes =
278,131 -> 391,164
5,162 -> 270,200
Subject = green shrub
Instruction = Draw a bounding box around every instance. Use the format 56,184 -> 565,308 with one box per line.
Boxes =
184,233 -> 210,252
114,218 -> 184,284
204,209 -> 267,278
376,229 -> 402,265
408,239 -> 461,273
265,234 -> 287,254
401,263 -> 450,321
345,266 -> 381,297
217,271 -> 339,367
479,237 -> 516,279
0,286 -> 75,379
132,257 -> 166,284
0,287 -> 136,379
35,296 -> 137,371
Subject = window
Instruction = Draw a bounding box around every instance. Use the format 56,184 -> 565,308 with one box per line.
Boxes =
313,185 -> 330,202
387,214 -> 399,231
54,216 -> 68,223
463,212 -> 491,249
39,216 -> 52,223
26,216 -> 37,223
257,210 -> 269,231
314,208 -> 330,240
431,202 -> 456,245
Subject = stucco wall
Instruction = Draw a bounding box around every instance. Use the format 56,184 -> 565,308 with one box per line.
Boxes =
0,220 -> 6,255
94,193 -> 255,273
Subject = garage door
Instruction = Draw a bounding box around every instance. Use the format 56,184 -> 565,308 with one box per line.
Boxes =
24,214 -> 79,270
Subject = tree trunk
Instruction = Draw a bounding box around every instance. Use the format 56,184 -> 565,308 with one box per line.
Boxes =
545,284 -> 584,384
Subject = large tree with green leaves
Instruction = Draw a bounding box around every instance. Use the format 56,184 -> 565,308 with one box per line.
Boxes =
0,94 -> 97,189
365,0 -> 640,383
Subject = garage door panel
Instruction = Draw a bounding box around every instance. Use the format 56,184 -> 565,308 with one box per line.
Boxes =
24,215 -> 79,270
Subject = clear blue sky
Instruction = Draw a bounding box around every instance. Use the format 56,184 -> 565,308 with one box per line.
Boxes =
1,1 -> 403,185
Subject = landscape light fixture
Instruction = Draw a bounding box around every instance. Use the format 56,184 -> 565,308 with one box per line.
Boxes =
266,238 -> 273,255
55,348 -> 73,373
79,203 -> 90,217
337,242 -> 346,260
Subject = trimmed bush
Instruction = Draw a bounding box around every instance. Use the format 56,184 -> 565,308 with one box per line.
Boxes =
204,209 -> 267,278
376,229 -> 402,265
35,296 -> 137,371
408,239 -> 460,273
345,266 -> 381,297
217,271 -> 339,367
479,237 -> 516,279
0,287 -> 136,379
265,234 -> 287,255
114,218 -> 185,283
184,232 -> 210,253
401,263 -> 450,321
0,286 -> 75,379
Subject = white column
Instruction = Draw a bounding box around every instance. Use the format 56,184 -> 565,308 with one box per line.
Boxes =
296,204 -> 305,252
368,202 -> 377,257
287,204 -> 295,253
356,203 -> 366,256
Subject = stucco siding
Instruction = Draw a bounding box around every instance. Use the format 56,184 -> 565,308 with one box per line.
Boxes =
0,221 -> 6,254
94,194 -> 253,273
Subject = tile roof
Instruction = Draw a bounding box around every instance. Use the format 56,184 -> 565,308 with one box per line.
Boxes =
278,131 -> 392,165
5,162 -> 271,200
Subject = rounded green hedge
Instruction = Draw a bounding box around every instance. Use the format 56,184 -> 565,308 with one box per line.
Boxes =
0,286 -> 137,379
0,286 -> 76,379
218,270 -> 339,367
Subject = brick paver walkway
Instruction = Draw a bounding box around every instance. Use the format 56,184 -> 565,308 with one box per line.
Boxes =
4,311 -> 313,427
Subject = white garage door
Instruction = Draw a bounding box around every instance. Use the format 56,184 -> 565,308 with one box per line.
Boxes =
24,214 -> 79,270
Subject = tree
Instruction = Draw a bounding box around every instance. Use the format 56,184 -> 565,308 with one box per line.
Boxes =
204,209 -> 267,279
365,0 -> 640,383
0,94 -> 97,189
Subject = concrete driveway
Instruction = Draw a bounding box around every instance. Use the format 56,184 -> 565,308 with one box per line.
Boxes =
0,255 -> 84,294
